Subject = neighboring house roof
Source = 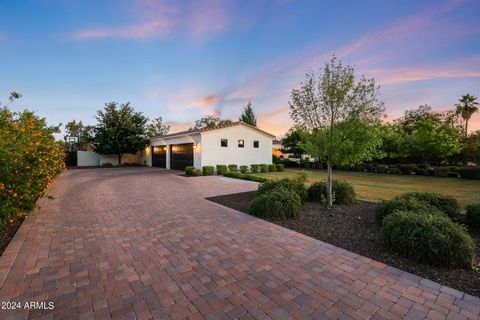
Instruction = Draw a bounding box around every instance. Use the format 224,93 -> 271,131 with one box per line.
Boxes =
272,139 -> 283,145
150,121 -> 276,140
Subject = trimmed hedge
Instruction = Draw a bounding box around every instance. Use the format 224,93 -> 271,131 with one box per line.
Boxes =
433,167 -> 448,177
375,197 -> 443,225
276,164 -> 285,171
228,164 -> 238,172
396,192 -> 460,219
414,168 -> 429,176
388,167 -> 400,174
375,165 -> 388,173
447,172 -> 459,178
459,167 -> 480,180
184,166 -> 195,175
260,164 -> 268,172
466,203 -> 480,230
399,164 -> 416,175
216,165 -> 228,175
223,172 -> 268,183
239,165 -> 249,174
202,166 -> 214,176
268,164 -> 277,172
250,164 -> 260,173
258,176 -> 308,202
308,180 -> 356,205
382,210 -> 475,269
248,188 -> 302,219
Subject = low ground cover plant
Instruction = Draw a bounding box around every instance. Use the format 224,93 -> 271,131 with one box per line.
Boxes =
248,187 -> 302,219
308,180 -> 356,205
0,108 -> 65,227
223,172 -> 268,182
382,210 -> 475,269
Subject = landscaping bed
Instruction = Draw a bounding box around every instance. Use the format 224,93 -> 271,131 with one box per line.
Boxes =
207,191 -> 480,297
0,218 -> 23,256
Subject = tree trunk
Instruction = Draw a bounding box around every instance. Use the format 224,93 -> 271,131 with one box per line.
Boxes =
326,160 -> 333,210
465,120 -> 468,139
118,154 -> 122,166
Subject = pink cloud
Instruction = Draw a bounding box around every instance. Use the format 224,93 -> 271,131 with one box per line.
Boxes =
70,0 -> 230,40
193,94 -> 220,107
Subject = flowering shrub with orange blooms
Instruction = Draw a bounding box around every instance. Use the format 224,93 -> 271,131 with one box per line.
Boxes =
0,107 -> 65,227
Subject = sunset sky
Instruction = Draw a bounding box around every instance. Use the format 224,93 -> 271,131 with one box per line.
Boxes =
1,0 -> 479,138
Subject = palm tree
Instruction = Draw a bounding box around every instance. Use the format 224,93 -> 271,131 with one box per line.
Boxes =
455,94 -> 479,138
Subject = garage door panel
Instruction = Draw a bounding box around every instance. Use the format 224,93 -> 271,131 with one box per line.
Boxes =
152,146 -> 167,168
170,143 -> 193,170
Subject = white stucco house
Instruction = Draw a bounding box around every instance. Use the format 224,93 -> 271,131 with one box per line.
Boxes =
140,121 -> 275,170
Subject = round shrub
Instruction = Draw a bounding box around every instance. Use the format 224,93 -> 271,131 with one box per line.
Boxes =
396,192 -> 460,219
250,164 -> 260,173
248,188 -> 302,219
459,167 -> 480,180
382,210 -> 475,269
202,166 -> 214,176
216,165 -> 228,175
466,203 -> 480,230
228,164 -> 238,172
268,164 -> 277,172
223,171 -> 243,179
375,197 -> 443,225
191,168 -> 201,176
239,165 -> 249,174
308,180 -> 356,205
260,164 -> 268,172
184,166 -> 195,175
258,176 -> 308,202
276,163 -> 285,171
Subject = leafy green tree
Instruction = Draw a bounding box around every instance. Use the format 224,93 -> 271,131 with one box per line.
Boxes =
90,102 -> 149,165
455,94 -> 478,138
239,101 -> 257,126
193,115 -> 232,130
281,128 -> 307,158
379,123 -> 403,165
64,120 -> 93,151
398,105 -> 462,164
146,117 -> 170,137
289,57 -> 384,209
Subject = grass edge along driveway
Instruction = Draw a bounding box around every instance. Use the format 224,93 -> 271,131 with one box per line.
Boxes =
252,168 -> 480,207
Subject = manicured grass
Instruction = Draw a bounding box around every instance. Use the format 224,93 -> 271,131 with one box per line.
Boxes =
252,168 -> 480,207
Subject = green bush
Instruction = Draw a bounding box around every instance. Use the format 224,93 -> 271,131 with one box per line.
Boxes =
449,166 -> 459,173
191,168 -> 201,176
447,172 -> 459,178
308,180 -> 356,205
382,211 -> 475,269
248,188 -> 302,219
216,165 -> 228,175
250,164 -> 260,173
427,167 -> 435,176
239,165 -> 249,174
388,167 -> 400,174
184,166 -> 196,175
399,164 -> 416,175
375,197 -> 443,225
228,164 -> 238,172
260,164 -> 268,172
433,167 -> 448,177
223,172 -> 268,183
466,203 -> 480,230
258,175 -> 308,201
396,192 -> 460,219
459,167 -> 480,180
101,163 -> 114,168
268,164 -> 277,172
202,166 -> 214,176
276,164 -> 285,171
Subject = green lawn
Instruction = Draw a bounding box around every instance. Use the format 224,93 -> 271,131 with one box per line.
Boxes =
252,168 -> 480,207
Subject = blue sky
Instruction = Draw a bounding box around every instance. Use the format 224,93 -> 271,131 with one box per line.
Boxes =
1,0 -> 479,137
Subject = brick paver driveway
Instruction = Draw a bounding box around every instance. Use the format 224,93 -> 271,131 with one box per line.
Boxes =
0,168 -> 479,320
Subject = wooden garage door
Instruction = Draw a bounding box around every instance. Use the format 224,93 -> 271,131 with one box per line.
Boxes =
151,146 -> 167,168
170,143 -> 193,171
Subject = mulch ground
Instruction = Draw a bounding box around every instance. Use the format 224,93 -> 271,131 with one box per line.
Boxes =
0,218 -> 24,257
207,191 -> 480,297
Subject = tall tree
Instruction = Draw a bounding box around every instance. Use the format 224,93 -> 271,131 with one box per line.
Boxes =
455,94 -> 479,138
281,128 -> 307,159
64,120 -> 93,151
90,102 -> 149,165
239,101 -> 257,126
193,116 -> 232,130
146,117 -> 170,137
289,57 -> 384,209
